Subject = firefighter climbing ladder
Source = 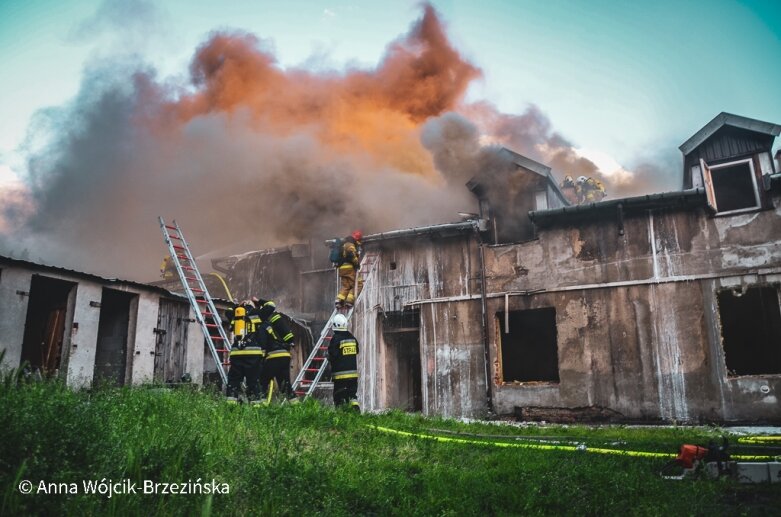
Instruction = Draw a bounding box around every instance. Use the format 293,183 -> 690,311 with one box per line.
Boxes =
158,217 -> 231,385
292,251 -> 379,399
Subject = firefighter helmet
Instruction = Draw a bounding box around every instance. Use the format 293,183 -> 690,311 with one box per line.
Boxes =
351,230 -> 363,241
333,314 -> 348,331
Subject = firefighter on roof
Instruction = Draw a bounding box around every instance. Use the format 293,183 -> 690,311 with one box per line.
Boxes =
328,314 -> 360,412
256,298 -> 297,401
335,230 -> 362,308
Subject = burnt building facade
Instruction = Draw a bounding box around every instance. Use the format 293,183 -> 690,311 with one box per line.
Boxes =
224,112 -> 781,423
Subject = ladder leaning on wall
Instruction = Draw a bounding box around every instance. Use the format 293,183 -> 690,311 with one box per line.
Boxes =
292,251 -> 379,399
158,217 -> 231,385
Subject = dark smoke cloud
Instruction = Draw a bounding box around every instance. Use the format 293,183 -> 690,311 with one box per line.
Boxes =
0,3 -> 676,281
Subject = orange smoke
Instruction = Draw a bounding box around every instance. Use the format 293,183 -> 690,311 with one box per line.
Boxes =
163,4 -> 480,177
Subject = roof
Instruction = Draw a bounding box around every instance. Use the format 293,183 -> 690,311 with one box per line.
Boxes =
361,219 -> 486,244
679,112 -> 781,155
0,254 -> 182,298
501,147 -> 552,177
529,188 -> 707,227
466,148 -> 571,206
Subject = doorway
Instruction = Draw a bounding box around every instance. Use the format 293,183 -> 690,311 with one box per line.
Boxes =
154,299 -> 190,383
382,310 -> 422,412
20,275 -> 76,377
94,289 -> 135,386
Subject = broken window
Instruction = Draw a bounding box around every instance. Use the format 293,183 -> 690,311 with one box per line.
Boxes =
718,285 -> 781,376
700,158 -> 761,214
498,308 -> 559,383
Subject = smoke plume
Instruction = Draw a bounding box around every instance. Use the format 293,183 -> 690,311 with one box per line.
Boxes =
0,3 -> 675,281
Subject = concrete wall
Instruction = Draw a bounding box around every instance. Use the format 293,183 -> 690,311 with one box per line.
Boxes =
349,193 -> 780,422
485,196 -> 781,422
0,258 -> 204,387
353,236 -> 489,418
0,266 -> 32,369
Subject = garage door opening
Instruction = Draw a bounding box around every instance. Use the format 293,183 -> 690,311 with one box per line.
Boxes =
20,275 -> 76,377
94,289 -> 135,386
382,310 -> 422,412
718,285 -> 781,376
498,308 -> 559,383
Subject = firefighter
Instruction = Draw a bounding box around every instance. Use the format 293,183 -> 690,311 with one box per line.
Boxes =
256,299 -> 296,401
226,302 -> 265,404
560,175 -> 578,205
335,230 -> 362,308
583,178 -> 606,203
328,314 -> 360,412
160,256 -> 176,279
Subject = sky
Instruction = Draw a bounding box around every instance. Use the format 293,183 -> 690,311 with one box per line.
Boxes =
0,0 -> 779,279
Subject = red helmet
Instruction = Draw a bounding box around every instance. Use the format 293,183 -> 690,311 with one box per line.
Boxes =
351,230 -> 363,241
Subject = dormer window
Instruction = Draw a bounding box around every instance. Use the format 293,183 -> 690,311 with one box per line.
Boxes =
700,158 -> 761,214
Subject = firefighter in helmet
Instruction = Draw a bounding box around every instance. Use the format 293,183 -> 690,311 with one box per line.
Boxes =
328,314 -> 360,412
335,230 -> 362,308
255,298 -> 297,401
226,300 -> 265,404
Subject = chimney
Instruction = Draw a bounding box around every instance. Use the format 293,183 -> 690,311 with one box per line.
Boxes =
776,149 -> 781,174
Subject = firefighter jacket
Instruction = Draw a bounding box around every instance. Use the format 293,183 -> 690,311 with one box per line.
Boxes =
256,300 -> 294,359
328,330 -> 359,380
338,237 -> 360,270
230,318 -> 271,357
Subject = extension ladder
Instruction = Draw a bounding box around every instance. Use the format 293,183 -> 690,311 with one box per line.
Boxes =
159,217 -> 231,385
292,251 -> 378,398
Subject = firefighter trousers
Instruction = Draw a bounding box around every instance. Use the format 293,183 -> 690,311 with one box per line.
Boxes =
227,355 -> 263,401
333,377 -> 359,412
337,265 -> 356,304
260,356 -> 295,399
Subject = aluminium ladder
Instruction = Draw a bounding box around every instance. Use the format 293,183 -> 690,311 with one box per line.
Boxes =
292,251 -> 378,399
159,217 -> 231,385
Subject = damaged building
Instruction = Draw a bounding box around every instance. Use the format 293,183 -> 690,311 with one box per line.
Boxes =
1,112 -> 778,424
0,256 -> 209,386
0,256 -> 314,386
224,112 -> 781,423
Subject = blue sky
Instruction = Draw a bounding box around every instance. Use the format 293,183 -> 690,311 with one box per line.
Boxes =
1,0 -> 780,184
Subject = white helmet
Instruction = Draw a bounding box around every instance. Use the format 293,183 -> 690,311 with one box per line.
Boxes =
332,314 -> 348,331
577,175 -> 588,183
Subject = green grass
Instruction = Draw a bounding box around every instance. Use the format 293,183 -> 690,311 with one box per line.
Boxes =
1,378 -> 779,516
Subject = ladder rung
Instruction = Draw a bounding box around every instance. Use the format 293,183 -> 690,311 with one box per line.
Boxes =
165,224 -> 179,231
172,245 -> 185,251
185,276 -> 198,282
305,368 -> 320,372
294,390 -> 307,395
191,288 -> 205,293
216,348 -> 229,353
176,254 -> 189,261
205,324 -> 218,328
195,299 -> 208,303
167,234 -> 183,240
210,336 -> 225,341
311,357 -> 324,361
182,266 -> 195,271
319,346 -> 328,350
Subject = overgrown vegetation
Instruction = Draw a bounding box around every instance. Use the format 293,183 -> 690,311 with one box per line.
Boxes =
1,376 -> 779,516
